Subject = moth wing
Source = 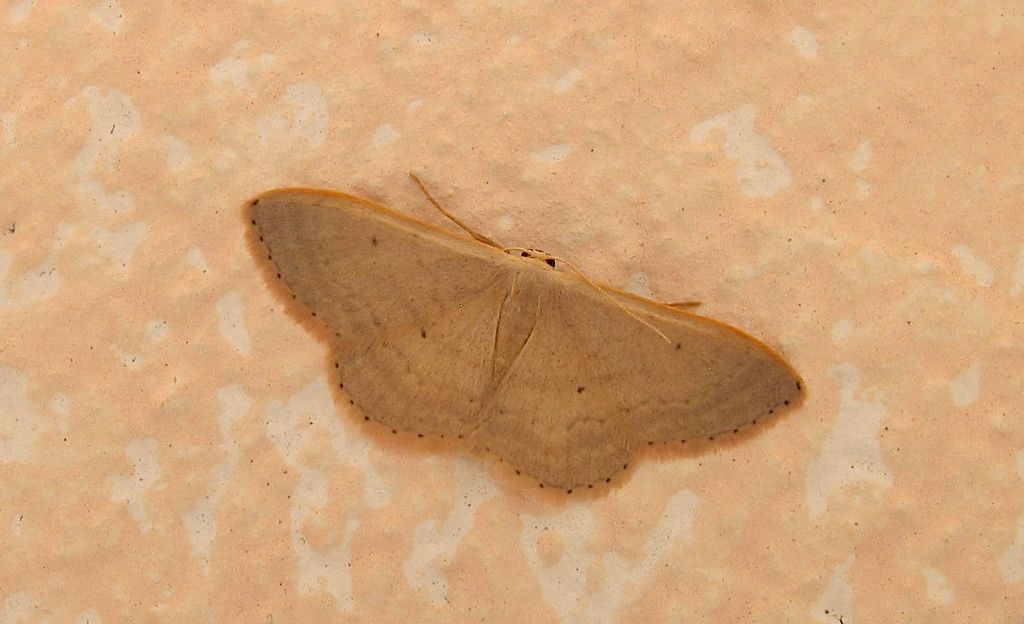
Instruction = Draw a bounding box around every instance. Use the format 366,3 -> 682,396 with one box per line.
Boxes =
249,189 -> 506,346
470,274 -> 803,489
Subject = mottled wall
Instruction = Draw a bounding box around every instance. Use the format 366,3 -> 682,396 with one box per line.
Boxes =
1,2 -> 1022,622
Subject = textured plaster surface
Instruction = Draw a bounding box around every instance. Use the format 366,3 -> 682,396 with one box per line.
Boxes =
2,3 -> 1022,622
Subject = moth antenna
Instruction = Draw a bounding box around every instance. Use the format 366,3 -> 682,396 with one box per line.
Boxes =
542,253 -> 673,345
409,172 -> 503,249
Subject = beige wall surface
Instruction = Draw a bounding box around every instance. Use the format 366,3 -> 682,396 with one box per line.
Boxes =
2,2 -> 1022,622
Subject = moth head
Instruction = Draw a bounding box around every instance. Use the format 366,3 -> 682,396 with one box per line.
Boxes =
512,248 -> 559,269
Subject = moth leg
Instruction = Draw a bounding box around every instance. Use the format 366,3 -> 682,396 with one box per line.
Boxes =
409,172 -> 503,249
666,300 -> 702,309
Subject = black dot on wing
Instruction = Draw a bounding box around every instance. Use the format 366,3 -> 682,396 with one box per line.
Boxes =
545,258 -> 556,268
576,386 -> 585,393
521,251 -> 529,257
675,343 -> 682,350
251,199 -> 260,206
784,400 -> 790,405
371,235 -> 378,246
420,329 -> 427,338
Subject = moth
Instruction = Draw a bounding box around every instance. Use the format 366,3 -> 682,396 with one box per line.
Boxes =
245,176 -> 803,491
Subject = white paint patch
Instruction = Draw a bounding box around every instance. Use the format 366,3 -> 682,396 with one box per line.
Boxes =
951,244 -> 995,287
185,247 -> 211,273
50,392 -> 70,435
109,437 -> 161,533
0,251 -> 9,307
810,195 -> 823,211
409,32 -> 434,46
855,180 -> 872,197
74,88 -> 140,213
850,139 -> 873,172
690,104 -> 791,198
118,352 -> 141,370
949,362 -> 981,408
257,82 -> 328,147
216,291 -> 251,356
89,0 -> 123,32
263,378 -> 391,612
372,124 -> 400,147
1009,243 -> 1024,297
11,511 -> 24,537
90,222 -> 148,270
520,489 -> 698,624
17,258 -> 62,302
146,319 -> 169,341
529,143 -> 571,164
0,592 -> 36,622
8,0 -> 34,24
406,98 -> 424,113
789,26 -> 819,60
998,450 -> 1024,583
403,457 -> 497,605
0,112 -> 15,143
75,608 -> 104,624
0,367 -> 42,463
922,567 -> 954,605
210,56 -> 250,88
79,179 -> 135,214
812,555 -> 854,623
497,214 -> 515,232
554,68 -> 583,93
831,319 -> 854,342
625,272 -> 654,298
49,393 -> 70,415
76,87 -> 141,172
805,364 -> 891,519
1000,520 -> 1024,581
184,385 -> 250,574
163,135 -> 191,171
208,44 -> 274,89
